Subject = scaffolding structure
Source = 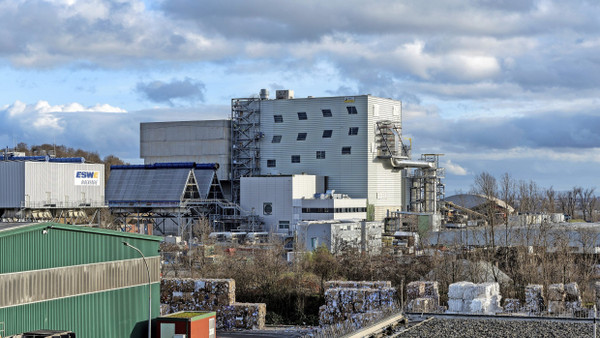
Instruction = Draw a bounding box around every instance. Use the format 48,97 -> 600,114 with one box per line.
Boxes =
375,120 -> 411,159
107,163 -> 261,240
230,97 -> 262,203
410,154 -> 445,213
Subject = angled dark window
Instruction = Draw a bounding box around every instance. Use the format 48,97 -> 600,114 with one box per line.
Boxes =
342,146 -> 352,155
322,130 -> 333,138
267,159 -> 276,167
297,132 -> 307,141
316,151 -> 326,159
348,127 -> 359,135
291,155 -> 301,163
272,135 -> 282,143
322,109 -> 332,117
274,115 -> 283,123
346,106 -> 358,114
297,112 -> 308,120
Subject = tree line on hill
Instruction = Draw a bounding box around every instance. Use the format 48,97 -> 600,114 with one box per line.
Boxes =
9,142 -> 127,182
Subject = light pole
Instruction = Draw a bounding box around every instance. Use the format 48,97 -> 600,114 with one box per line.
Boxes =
123,241 -> 152,338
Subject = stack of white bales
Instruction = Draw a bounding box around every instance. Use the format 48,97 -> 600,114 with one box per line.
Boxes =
447,281 -> 502,314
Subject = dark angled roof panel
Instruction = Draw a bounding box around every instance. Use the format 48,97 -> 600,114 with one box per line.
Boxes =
106,168 -> 190,203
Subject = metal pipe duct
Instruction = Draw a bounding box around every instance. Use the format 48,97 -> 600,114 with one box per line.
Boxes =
390,158 -> 434,169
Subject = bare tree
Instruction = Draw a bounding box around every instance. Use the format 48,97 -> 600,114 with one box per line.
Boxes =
472,172 -> 498,248
542,187 -> 557,214
577,187 -> 596,222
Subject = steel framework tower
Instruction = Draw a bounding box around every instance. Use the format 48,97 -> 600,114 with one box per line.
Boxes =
230,97 -> 262,203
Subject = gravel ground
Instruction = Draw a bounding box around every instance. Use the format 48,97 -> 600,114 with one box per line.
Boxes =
397,318 -> 595,338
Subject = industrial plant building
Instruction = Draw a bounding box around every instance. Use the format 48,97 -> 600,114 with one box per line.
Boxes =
240,174 -> 367,234
105,162 -> 255,235
140,89 -> 445,233
0,155 -> 105,224
0,222 -> 161,337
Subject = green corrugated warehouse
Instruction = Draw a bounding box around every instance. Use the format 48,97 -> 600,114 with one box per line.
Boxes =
0,222 -> 161,337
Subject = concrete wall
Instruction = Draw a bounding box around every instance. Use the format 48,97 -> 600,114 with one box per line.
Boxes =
140,120 -> 231,180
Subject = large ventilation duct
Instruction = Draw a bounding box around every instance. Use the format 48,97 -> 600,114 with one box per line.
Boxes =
390,158 -> 434,169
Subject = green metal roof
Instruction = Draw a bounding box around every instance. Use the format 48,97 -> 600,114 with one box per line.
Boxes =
161,311 -> 216,321
0,222 -> 161,241
0,222 -> 161,274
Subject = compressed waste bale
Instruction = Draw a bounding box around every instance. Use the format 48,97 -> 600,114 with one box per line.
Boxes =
564,282 -> 581,302
407,281 -> 426,300
319,280 -> 397,326
469,298 -> 491,314
447,299 -> 464,313
408,298 -> 435,313
160,278 -> 264,330
548,301 -> 566,315
325,280 -> 391,290
448,281 -> 473,299
565,301 -> 581,312
548,284 -> 565,302
503,298 -> 521,312
424,281 -> 440,307
525,284 -> 545,314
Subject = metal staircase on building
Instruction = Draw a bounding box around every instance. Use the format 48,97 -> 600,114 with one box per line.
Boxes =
230,97 -> 262,203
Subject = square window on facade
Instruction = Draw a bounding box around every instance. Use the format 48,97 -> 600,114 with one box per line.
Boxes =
291,155 -> 301,163
272,135 -> 282,143
279,221 -> 290,229
316,151 -> 326,159
348,127 -> 359,135
342,147 -> 351,155
346,106 -> 358,114
322,109 -> 332,117
274,115 -> 283,123
267,159 -> 276,167
297,112 -> 308,120
322,130 -> 332,138
297,132 -> 307,141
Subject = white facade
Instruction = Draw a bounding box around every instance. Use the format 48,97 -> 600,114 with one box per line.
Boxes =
257,95 -> 405,220
301,197 -> 366,221
299,220 -> 383,254
140,120 -> 231,181
0,161 -> 105,209
240,174 -> 366,233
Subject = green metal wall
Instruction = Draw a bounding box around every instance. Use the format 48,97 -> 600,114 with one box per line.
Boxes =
0,223 -> 162,337
0,223 -> 160,274
0,283 -> 160,338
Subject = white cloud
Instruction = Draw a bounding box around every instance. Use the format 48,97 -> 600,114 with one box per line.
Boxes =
444,160 -> 468,176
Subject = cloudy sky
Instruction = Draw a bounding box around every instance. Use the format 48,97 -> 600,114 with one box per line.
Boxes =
1,0 -> 599,193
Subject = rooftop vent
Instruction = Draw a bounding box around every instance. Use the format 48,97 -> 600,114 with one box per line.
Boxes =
275,90 -> 294,100
260,88 -> 269,100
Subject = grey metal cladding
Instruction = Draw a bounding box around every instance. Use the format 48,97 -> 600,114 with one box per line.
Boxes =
106,168 -> 190,202
0,257 -> 160,309
194,169 -> 217,198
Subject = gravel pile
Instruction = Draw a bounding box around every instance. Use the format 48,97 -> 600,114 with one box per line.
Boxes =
398,318 -> 594,338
